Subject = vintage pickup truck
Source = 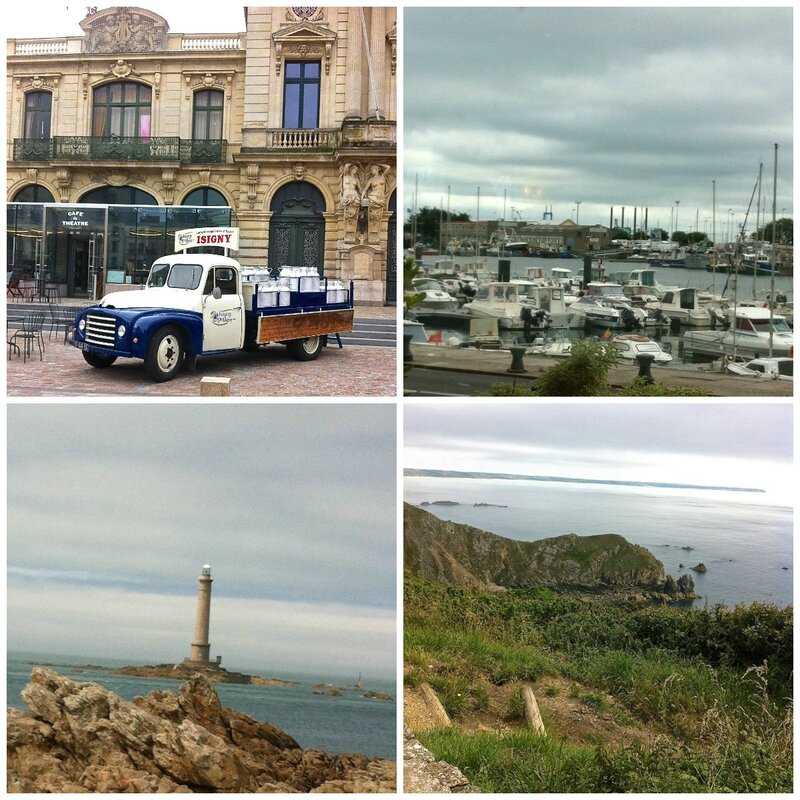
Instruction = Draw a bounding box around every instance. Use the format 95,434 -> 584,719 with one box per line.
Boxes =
69,229 -> 354,381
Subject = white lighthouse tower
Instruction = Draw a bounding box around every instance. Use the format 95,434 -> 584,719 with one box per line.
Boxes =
183,564 -> 219,668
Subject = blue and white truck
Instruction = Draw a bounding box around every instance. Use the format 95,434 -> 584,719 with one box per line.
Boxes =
69,227 -> 354,381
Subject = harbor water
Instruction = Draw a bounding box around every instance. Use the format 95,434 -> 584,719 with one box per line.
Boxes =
405,476 -> 792,609
6,653 -> 396,760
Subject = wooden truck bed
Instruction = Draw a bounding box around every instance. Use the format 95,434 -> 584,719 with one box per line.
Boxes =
256,308 -> 354,344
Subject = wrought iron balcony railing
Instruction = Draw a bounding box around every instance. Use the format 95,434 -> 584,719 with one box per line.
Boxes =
12,137 -> 228,164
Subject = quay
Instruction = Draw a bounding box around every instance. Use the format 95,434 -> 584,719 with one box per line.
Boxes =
404,342 -> 793,397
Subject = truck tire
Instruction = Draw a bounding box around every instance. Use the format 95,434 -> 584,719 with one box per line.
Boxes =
82,351 -> 117,369
285,335 -> 323,361
145,325 -> 184,382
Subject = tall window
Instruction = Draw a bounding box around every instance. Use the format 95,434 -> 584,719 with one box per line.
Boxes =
283,61 -> 320,128
192,90 -> 224,140
24,92 -> 52,140
92,82 -> 152,138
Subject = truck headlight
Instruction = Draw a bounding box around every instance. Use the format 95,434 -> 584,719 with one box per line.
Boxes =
117,324 -> 126,338
78,319 -> 86,331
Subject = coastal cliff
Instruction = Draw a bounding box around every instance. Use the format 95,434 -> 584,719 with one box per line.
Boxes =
7,668 -> 395,793
404,503 -> 697,600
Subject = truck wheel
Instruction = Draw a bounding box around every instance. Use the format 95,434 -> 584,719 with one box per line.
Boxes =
145,326 -> 184,382
82,351 -> 117,369
286,335 -> 323,361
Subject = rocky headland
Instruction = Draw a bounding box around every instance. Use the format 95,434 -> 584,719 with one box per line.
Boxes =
7,667 -> 395,793
404,503 -> 698,601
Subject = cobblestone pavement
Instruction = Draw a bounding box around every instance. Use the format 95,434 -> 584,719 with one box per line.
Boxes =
6,336 -> 397,398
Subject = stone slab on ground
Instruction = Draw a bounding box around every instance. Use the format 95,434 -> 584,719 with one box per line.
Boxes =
403,729 -> 479,793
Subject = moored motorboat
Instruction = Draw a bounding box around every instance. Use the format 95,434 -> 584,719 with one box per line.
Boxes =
681,307 -> 793,360
610,334 -> 673,363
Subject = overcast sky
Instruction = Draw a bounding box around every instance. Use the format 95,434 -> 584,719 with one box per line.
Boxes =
405,6 -> 793,238
7,404 -> 396,682
405,401 -> 794,505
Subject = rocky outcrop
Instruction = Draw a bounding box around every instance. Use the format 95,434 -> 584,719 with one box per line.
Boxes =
403,730 -> 478,793
404,503 -> 697,599
7,668 -> 395,793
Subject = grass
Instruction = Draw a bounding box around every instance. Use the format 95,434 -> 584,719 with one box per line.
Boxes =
405,576 -> 793,792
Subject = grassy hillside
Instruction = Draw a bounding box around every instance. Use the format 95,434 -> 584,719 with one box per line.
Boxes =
405,577 -> 792,793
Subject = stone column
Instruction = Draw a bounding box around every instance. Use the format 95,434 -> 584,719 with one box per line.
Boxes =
189,565 -> 212,663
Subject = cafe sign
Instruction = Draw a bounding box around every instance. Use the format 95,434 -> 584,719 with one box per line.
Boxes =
61,210 -> 90,228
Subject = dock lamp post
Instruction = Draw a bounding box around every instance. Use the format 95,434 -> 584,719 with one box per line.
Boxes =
674,200 -> 680,238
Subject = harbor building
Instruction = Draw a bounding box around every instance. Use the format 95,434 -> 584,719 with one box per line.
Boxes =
183,564 -> 219,669
6,6 -> 397,304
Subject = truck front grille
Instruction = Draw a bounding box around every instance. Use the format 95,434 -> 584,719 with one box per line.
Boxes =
85,313 -> 117,348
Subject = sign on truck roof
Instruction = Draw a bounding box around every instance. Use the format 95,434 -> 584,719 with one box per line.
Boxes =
174,227 -> 239,253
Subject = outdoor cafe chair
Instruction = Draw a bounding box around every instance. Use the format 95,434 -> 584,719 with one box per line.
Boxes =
7,271 -> 23,300
8,309 -> 46,363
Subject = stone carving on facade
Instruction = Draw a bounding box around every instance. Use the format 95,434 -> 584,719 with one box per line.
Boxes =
340,163 -> 362,244
81,63 -> 89,100
272,23 -> 336,76
161,169 -> 176,205
105,170 -> 130,187
183,71 -> 234,100
106,59 -> 141,80
246,164 -> 259,210
81,8 -> 168,55
362,164 -> 389,244
387,25 -> 397,75
55,168 -> 72,202
153,63 -> 161,99
26,168 -> 38,184
293,163 -> 306,180
286,7 -> 324,23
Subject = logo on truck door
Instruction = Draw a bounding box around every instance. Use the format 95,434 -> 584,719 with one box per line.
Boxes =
211,310 -> 234,326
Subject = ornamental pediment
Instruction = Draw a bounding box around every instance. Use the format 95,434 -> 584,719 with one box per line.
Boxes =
272,22 -> 337,75
80,6 -> 168,54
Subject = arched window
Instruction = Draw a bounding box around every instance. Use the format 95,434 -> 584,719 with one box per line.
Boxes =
182,188 -> 228,207
92,82 -> 152,138
193,90 -> 224,140
13,184 -> 55,203
24,92 -> 52,140
79,186 -> 158,205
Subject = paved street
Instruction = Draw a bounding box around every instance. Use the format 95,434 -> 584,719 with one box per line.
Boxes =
6,308 -> 397,397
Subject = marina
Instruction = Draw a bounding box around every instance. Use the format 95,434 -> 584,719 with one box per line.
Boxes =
405,255 -> 793,380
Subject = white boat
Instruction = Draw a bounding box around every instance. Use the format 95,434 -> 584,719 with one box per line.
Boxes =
411,278 -> 460,312
682,307 -> 794,360
569,282 -> 650,330
645,287 -> 715,326
725,356 -> 793,381
610,334 -> 673,363
460,281 -> 531,328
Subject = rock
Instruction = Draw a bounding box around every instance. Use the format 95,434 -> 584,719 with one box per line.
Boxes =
679,563 -> 685,568
7,668 -> 395,793
677,573 -> 695,594
680,546 -> 694,551
403,729 -> 479,793
691,563 -> 707,574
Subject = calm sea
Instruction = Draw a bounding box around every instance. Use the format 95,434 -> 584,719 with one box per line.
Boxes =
405,476 -> 792,609
7,652 -> 396,760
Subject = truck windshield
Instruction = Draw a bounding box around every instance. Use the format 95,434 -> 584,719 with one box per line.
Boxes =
147,262 -> 204,290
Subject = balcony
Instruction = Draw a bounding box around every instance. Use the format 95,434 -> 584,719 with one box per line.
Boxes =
240,128 -> 340,154
12,137 -> 228,164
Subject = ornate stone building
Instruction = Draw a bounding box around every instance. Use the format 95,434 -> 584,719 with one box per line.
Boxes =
6,6 -> 397,304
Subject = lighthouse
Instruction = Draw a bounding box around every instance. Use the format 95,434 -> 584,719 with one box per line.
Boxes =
184,564 -> 218,667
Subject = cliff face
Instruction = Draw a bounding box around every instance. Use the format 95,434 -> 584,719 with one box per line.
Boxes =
404,503 -> 693,598
7,668 -> 395,793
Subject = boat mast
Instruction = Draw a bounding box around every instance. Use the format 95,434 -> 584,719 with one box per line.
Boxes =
753,162 -> 762,299
769,143 -> 778,357
711,180 -> 717,295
